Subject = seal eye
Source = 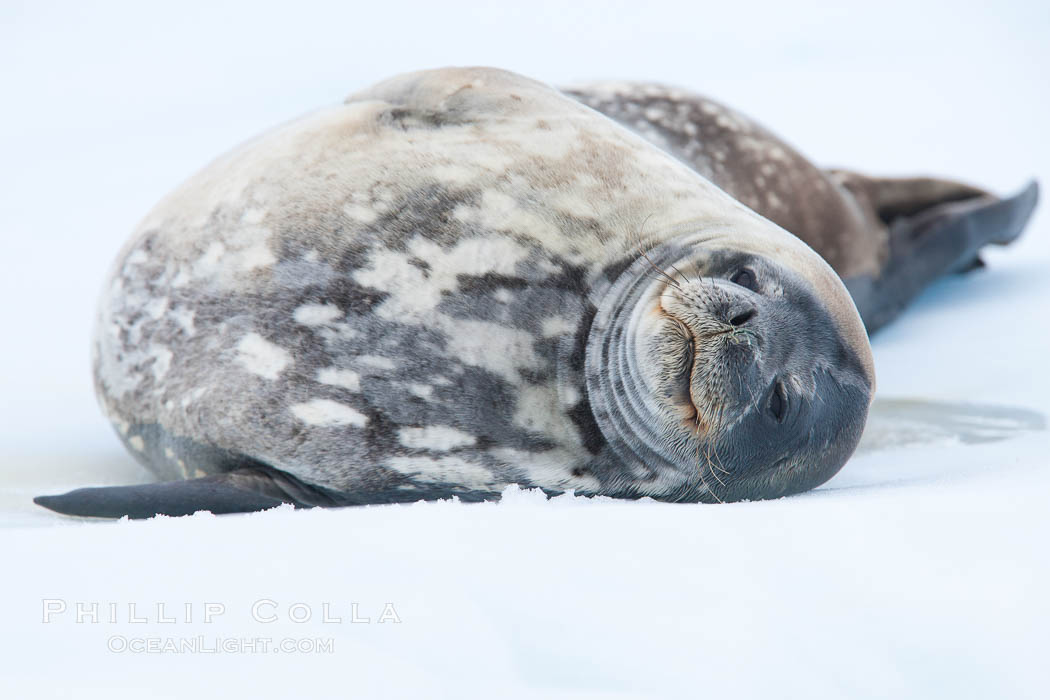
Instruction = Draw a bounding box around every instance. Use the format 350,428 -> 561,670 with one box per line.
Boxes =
730,268 -> 757,291
768,380 -> 787,423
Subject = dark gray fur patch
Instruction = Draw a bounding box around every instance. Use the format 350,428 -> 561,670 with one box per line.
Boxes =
368,184 -> 484,254
381,106 -> 471,131
100,187 -> 611,497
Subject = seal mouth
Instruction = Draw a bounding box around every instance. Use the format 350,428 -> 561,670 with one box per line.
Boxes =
652,308 -> 702,429
681,325 -> 700,428
657,297 -> 757,433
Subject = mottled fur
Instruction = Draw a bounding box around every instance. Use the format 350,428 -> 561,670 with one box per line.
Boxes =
49,68 -> 877,516
568,83 -> 1037,332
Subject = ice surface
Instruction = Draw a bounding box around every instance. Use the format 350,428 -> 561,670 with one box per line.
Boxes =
859,399 -> 1045,451
1,1 -> 1048,698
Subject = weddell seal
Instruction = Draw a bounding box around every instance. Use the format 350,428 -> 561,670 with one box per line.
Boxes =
35,67 -> 1036,518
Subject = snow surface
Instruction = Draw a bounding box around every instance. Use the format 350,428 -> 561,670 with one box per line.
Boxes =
2,1 -> 1048,697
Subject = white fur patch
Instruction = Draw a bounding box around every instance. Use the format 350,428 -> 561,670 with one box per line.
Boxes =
455,190 -> 559,243
541,316 -> 576,337
343,203 -> 378,223
386,455 -> 494,490
181,386 -> 208,408
398,425 -> 476,451
437,316 -> 539,383
317,368 -> 361,391
353,235 -> 532,319
491,447 -> 599,491
294,303 -> 343,326
148,346 -> 173,382
512,383 -> 581,448
644,106 -> 664,121
240,207 -> 267,224
235,241 -> 277,270
170,306 -> 196,335
407,383 -> 433,399
144,296 -> 169,320
290,399 -> 368,427
193,242 -> 226,277
358,355 -> 396,370
235,333 -> 291,379
125,249 -> 148,265
189,233 -> 274,279
430,163 -> 478,184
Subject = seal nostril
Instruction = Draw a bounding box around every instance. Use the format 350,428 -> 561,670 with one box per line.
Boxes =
729,309 -> 756,327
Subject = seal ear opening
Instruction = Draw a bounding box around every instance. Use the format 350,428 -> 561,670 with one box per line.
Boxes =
33,468 -> 345,519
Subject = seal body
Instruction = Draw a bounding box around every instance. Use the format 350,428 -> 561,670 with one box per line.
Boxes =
39,67 -> 886,517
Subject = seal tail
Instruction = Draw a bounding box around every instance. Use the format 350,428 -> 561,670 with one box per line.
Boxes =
831,176 -> 1039,333
33,468 -> 347,519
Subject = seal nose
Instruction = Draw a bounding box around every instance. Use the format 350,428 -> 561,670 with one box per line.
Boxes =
728,305 -> 757,327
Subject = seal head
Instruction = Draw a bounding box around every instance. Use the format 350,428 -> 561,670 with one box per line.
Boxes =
587,229 -> 874,503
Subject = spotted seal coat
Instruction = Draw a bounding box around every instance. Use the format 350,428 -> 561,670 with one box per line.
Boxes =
36,67 -> 1030,518
567,83 -> 1038,332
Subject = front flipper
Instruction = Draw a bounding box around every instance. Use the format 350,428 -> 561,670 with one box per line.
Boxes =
841,179 -> 1039,333
33,468 -> 346,519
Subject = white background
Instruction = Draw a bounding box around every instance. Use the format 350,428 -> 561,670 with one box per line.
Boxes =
2,1 -> 1048,697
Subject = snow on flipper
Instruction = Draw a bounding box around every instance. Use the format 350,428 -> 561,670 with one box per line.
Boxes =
33,467 -> 349,519
857,398 -> 1046,453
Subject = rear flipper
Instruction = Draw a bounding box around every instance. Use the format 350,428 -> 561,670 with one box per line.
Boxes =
33,468 -> 349,519
836,178 -> 1039,333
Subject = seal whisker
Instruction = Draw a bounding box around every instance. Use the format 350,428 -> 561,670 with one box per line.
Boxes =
693,410 -> 727,493
641,270 -> 681,288
632,212 -> 686,291
638,248 -> 683,291
739,364 -> 761,410
706,404 -> 732,477
698,440 -> 725,502
706,444 -> 727,487
693,434 -> 717,500
667,259 -> 690,285
710,449 -> 731,477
